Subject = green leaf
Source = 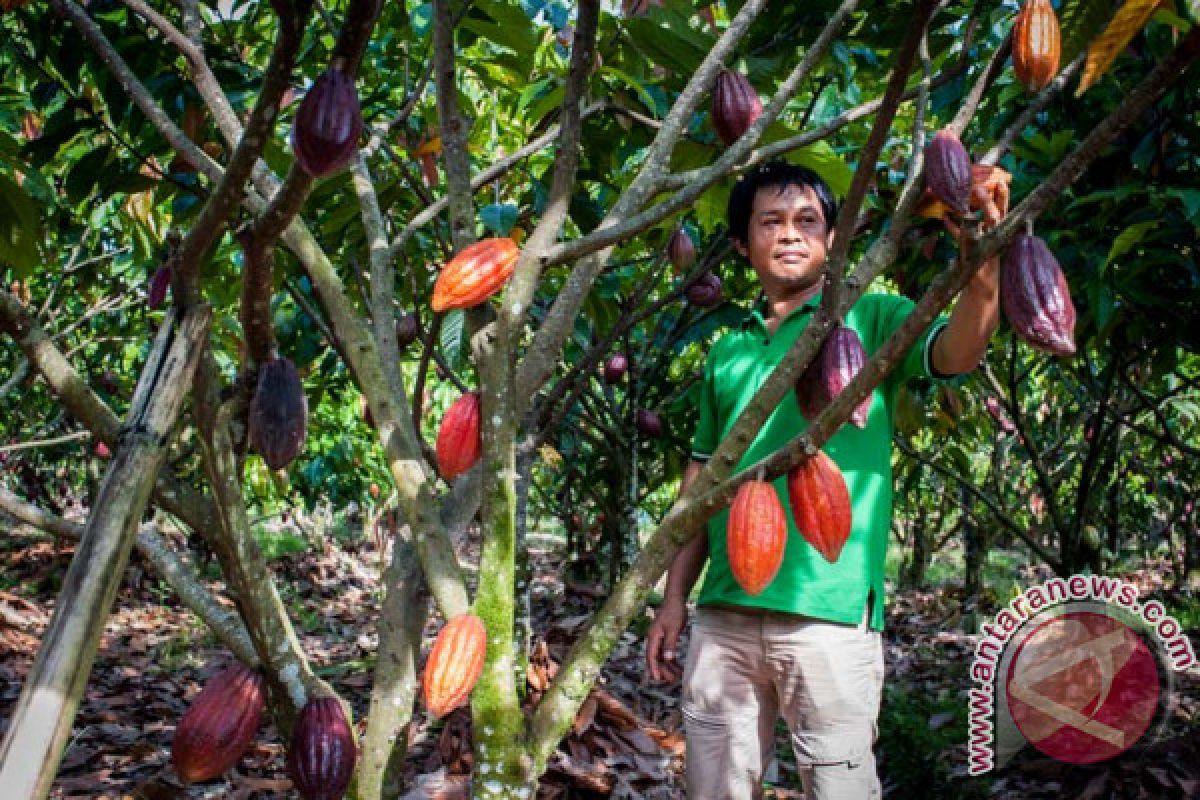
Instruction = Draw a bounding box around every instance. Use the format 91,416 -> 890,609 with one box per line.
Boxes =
480,203 -> 518,235
0,172 -> 43,276
1167,188 -> 1200,224
624,16 -> 710,76
439,308 -> 466,371
461,0 -> 537,60
65,146 -> 113,205
598,67 -> 659,115
1060,0 -> 1117,66
1103,220 -> 1158,273
790,142 -> 853,198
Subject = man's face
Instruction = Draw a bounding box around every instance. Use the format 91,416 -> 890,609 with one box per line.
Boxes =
732,183 -> 835,292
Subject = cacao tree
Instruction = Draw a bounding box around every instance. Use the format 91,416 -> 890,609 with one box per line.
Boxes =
2,0 -> 1199,798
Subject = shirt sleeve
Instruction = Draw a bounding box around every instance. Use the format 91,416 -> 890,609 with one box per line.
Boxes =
876,294 -> 953,388
690,349 -> 719,461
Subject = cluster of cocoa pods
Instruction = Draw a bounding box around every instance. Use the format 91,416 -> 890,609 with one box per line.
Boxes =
173,617 -> 491,794
923,128 -> 1076,357
726,450 -> 853,595
172,663 -> 357,799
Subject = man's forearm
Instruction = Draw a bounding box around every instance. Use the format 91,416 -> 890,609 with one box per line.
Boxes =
663,531 -> 708,606
933,265 -> 1000,376
663,460 -> 710,606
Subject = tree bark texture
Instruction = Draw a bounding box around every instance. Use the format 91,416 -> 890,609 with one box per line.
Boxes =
0,305 -> 211,800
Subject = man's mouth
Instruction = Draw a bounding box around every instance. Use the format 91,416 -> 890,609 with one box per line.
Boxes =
776,251 -> 809,263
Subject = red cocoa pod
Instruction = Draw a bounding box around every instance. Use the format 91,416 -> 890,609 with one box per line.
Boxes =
94,441 -> 112,459
395,312 -> 420,349
1013,0 -> 1061,93
172,663 -> 265,784
431,237 -> 520,312
422,614 -> 488,718
148,265 -> 172,309
249,357 -> 308,470
712,69 -> 763,147
603,353 -> 629,384
794,324 -> 871,429
786,450 -> 852,564
436,392 -> 482,480
686,272 -> 723,307
667,226 -> 696,272
288,696 -> 357,800
924,128 -> 972,216
292,68 -> 363,178
726,479 -> 787,595
635,409 -> 664,438
1000,233 -> 1076,357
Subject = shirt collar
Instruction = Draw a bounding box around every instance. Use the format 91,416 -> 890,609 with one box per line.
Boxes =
740,291 -> 824,336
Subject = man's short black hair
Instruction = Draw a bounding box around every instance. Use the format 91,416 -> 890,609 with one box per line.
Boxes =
726,160 -> 840,244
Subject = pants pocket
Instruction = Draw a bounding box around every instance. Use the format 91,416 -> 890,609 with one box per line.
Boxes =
683,703 -> 765,800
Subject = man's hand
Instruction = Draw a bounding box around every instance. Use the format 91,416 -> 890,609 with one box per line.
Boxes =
646,599 -> 687,684
943,164 -> 1010,291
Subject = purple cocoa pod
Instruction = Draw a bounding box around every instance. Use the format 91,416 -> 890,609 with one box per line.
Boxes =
794,324 -> 871,429
666,227 -> 696,272
603,353 -> 629,384
288,696 -> 356,800
924,128 -> 972,216
292,68 -> 364,178
712,70 -> 763,147
686,272 -> 723,307
248,357 -> 308,470
148,265 -> 172,309
635,409 -> 664,438
395,312 -> 420,349
1000,233 -> 1076,357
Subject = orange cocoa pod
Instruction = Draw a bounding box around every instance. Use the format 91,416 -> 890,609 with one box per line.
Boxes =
1013,0 -> 1061,93
786,450 -> 852,564
430,238 -> 520,312
422,614 -> 488,718
172,663 -> 265,784
726,479 -> 787,595
436,392 -> 482,480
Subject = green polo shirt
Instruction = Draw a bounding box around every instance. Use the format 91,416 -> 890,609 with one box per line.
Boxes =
690,291 -> 950,632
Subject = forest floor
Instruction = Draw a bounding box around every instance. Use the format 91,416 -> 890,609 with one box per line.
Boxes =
1,521 -> 1198,799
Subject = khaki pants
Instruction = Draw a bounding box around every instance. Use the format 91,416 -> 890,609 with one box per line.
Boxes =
681,606 -> 884,800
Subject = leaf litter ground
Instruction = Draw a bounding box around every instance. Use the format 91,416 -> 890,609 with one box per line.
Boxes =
0,528 -> 1196,799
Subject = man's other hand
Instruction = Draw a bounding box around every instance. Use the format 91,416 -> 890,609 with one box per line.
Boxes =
646,599 -> 687,684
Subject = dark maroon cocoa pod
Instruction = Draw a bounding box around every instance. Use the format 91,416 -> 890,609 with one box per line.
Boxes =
924,129 -> 971,216
686,272 -> 723,307
794,324 -> 871,429
712,70 -> 763,147
148,265 -> 172,309
603,353 -> 629,384
395,312 -> 420,349
1000,233 -> 1076,357
288,696 -> 356,800
248,357 -> 308,470
292,69 -> 363,178
172,663 -> 265,784
666,227 -> 696,272
635,409 -> 664,438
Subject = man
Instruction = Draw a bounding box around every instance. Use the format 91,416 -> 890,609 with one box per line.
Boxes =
645,160 -> 1006,799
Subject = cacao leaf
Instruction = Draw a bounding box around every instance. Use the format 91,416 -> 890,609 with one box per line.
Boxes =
1077,0 -> 1164,95
1060,0 -> 1118,64
1102,220 -> 1159,274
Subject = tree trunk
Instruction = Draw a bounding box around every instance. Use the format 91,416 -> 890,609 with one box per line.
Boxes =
0,306 -> 211,800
